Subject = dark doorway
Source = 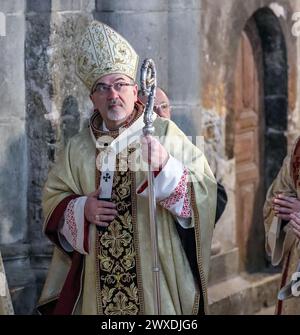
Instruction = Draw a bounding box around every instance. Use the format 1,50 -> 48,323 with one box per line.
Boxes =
234,8 -> 288,272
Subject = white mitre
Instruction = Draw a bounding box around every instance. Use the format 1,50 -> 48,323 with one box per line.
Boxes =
75,20 -> 139,92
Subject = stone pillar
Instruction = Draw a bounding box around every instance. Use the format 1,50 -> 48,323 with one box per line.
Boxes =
94,0 -> 169,90
0,1 -> 27,246
0,0 -> 37,314
167,0 -> 202,138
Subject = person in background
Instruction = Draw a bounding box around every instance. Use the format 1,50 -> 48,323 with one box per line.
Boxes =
138,87 -> 171,119
264,136 -> 300,314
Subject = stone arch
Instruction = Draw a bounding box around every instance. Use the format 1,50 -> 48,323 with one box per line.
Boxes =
253,7 -> 288,191
232,7 -> 288,271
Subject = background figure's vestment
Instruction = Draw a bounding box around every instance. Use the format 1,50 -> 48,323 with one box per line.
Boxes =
264,137 -> 300,314
38,104 -> 217,315
0,251 -> 14,315
215,182 -> 227,224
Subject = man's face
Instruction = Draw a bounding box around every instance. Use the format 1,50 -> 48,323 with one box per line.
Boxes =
90,73 -> 138,130
139,88 -> 171,119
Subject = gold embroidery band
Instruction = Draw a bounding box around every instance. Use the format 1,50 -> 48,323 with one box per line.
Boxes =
96,158 -> 141,315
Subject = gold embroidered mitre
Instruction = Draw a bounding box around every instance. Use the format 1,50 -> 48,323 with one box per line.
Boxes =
75,21 -> 139,91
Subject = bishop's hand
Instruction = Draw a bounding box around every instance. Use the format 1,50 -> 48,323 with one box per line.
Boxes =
141,135 -> 169,171
84,189 -> 118,227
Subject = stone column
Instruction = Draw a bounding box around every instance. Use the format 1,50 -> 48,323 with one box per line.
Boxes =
0,0 -> 36,315
94,0 -> 169,90
0,2 -> 27,246
167,0 -> 202,138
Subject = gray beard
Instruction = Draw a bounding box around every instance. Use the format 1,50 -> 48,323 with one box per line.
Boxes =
106,109 -> 127,121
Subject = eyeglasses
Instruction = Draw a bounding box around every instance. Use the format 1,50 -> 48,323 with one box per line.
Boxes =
153,102 -> 169,112
92,82 -> 135,94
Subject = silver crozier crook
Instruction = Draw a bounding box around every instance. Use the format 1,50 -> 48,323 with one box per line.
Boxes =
140,59 -> 161,315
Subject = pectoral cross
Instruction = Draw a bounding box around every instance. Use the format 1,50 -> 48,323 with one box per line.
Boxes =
103,172 -> 111,182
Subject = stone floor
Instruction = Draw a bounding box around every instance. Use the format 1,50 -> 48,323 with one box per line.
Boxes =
208,273 -> 281,314
208,246 -> 281,315
255,305 -> 276,315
